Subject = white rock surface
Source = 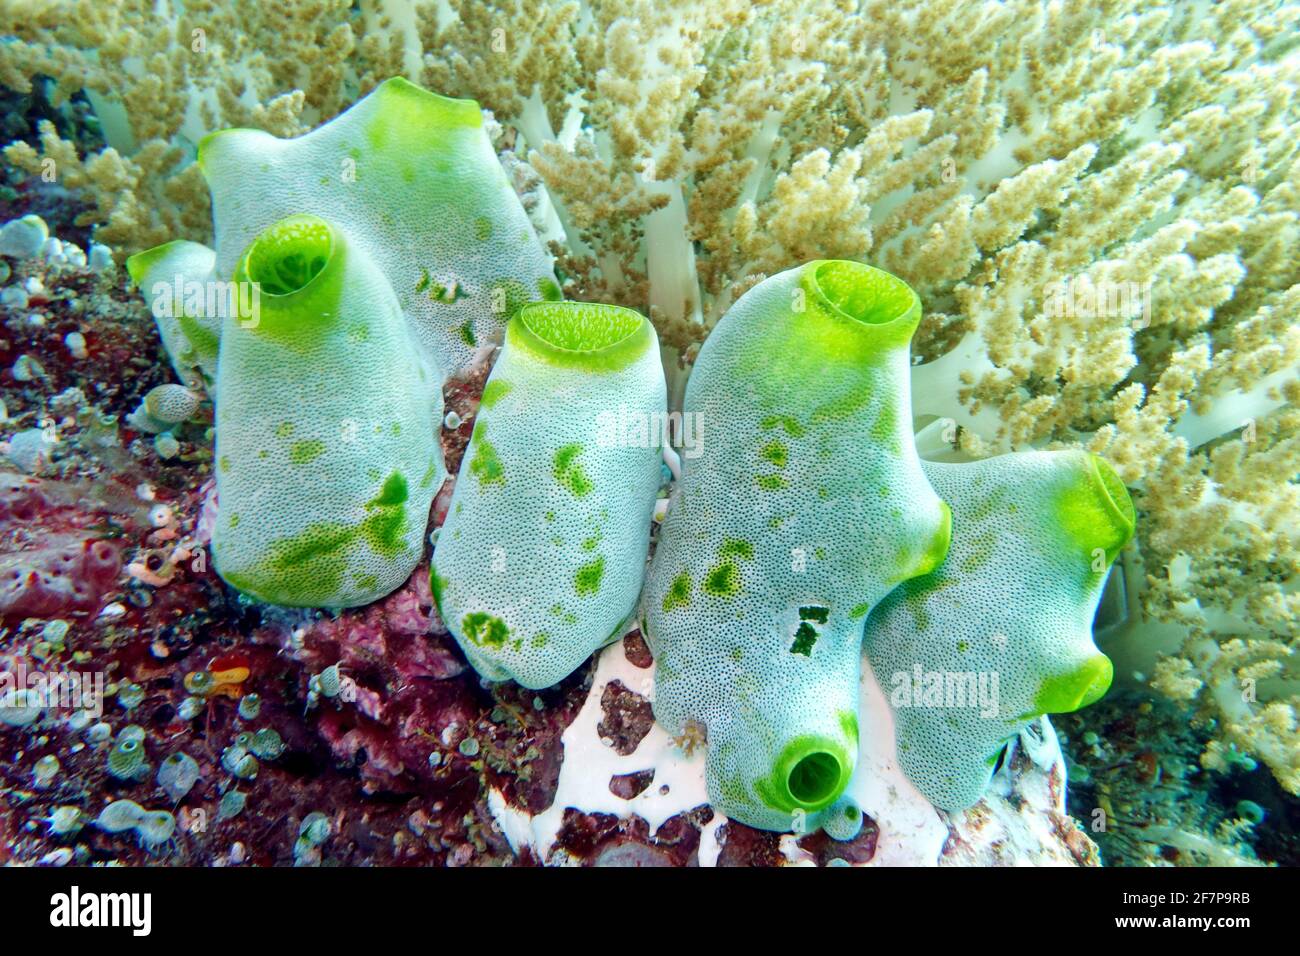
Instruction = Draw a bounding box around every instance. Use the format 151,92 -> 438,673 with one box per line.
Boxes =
488,633 -> 1098,867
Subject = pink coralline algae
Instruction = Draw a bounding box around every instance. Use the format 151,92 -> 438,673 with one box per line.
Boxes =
0,535 -> 120,617
0,473 -> 123,618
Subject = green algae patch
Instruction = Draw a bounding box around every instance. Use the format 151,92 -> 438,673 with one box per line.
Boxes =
720,539 -> 754,560
790,623 -> 818,656
225,520 -> 356,606
553,443 -> 593,497
759,440 -> 789,468
799,605 -> 830,623
429,565 -> 449,613
574,555 -> 606,596
759,414 -> 805,438
420,460 -> 441,487
480,379 -> 513,409
790,606 -> 830,656
912,502 -> 952,578
462,611 -> 510,648
289,439 -> 326,465
703,561 -> 742,598
469,423 -> 506,486
702,539 -> 754,599
662,570 -> 693,611
360,471 -> 409,556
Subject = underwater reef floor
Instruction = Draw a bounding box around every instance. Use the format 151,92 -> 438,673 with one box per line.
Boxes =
0,176 -> 1291,868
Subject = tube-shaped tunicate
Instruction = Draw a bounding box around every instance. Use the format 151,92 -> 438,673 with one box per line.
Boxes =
431,301 -> 666,688
644,260 -> 951,832
143,384 -> 202,424
125,240 -> 220,391
863,450 -> 1135,811
213,213 -> 445,608
198,77 -> 559,377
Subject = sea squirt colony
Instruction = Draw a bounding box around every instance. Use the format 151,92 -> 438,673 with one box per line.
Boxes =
127,78 -> 1134,833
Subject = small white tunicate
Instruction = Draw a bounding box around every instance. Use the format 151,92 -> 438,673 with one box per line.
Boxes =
64,331 -> 88,360
154,432 -> 180,459
24,276 -> 44,296
94,799 -> 146,834
42,237 -> 64,263
63,243 -> 87,269
148,504 -> 174,527
0,215 -> 49,259
88,243 -> 114,272
1,285 -> 29,309
98,602 -> 127,620
12,354 -> 43,382
143,384 -> 200,423
444,411 -> 462,430
0,688 -> 45,727
6,427 -> 56,473
46,806 -> 84,836
33,753 -> 60,786
26,313 -> 45,328
135,809 -> 177,847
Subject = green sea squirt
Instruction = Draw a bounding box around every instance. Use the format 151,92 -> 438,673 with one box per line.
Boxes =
432,300 -> 667,689
863,449 -> 1135,810
197,76 -> 558,378
212,213 -> 444,607
643,259 -> 951,832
